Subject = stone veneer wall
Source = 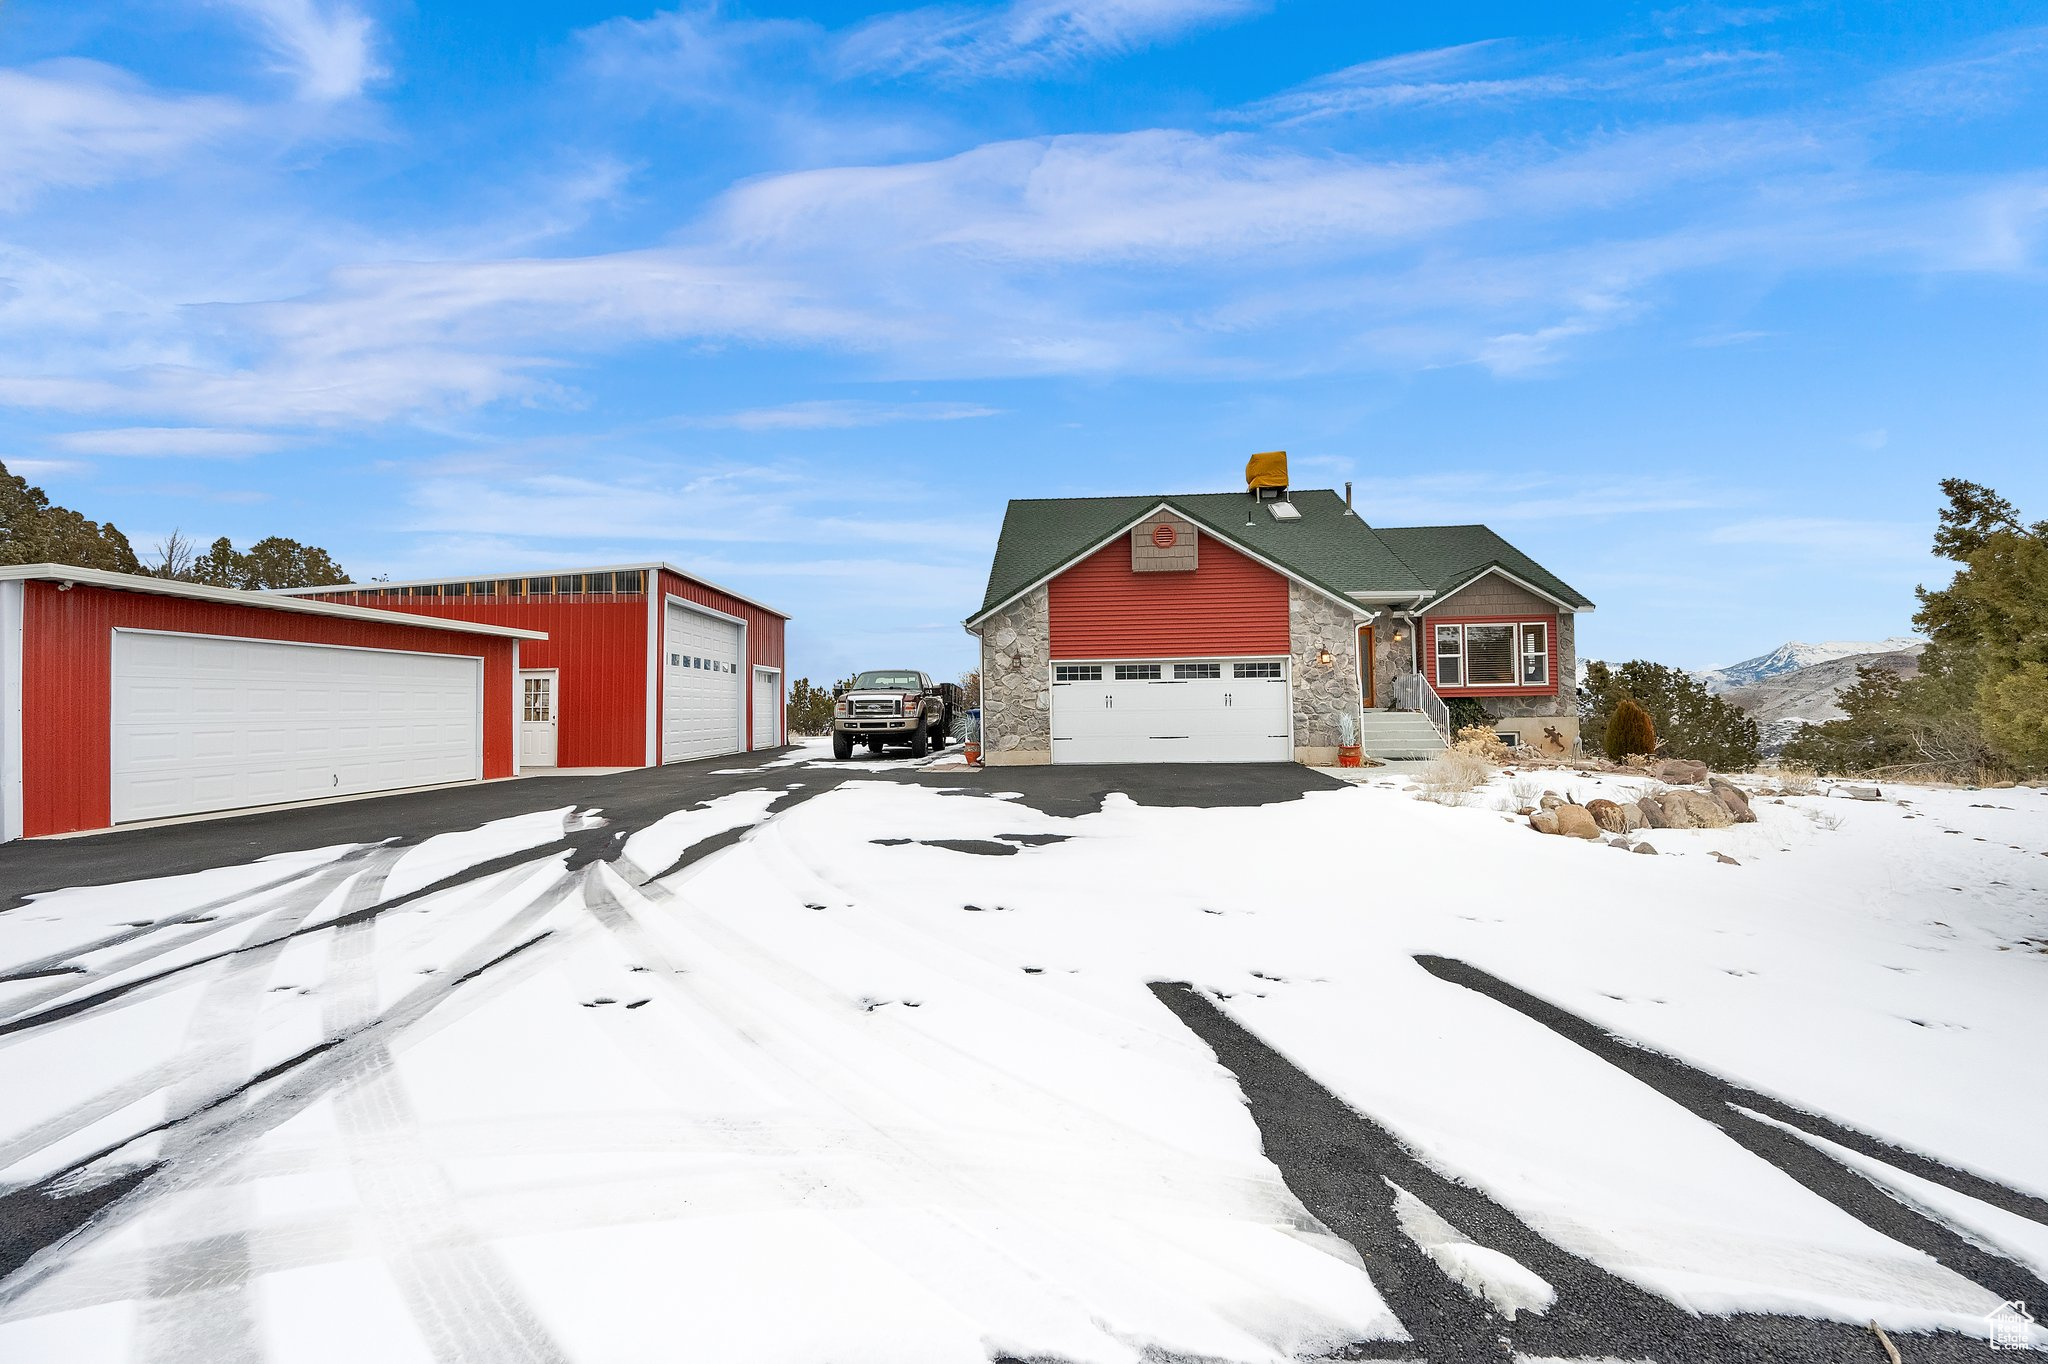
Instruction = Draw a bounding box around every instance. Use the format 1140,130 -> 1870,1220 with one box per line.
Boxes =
1371,619 -> 1417,708
1289,581 -> 1365,765
978,586 -> 1052,765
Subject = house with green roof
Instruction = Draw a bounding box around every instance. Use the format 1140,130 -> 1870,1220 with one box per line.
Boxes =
964,454 -> 1594,766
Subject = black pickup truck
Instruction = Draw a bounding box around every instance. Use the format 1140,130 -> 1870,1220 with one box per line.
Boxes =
832,671 -> 961,759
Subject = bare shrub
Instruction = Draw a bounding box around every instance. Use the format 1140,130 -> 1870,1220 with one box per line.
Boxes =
1416,751 -> 1496,806
1804,808 -> 1846,832
1753,765 -> 1820,797
1452,724 -> 1511,762
1510,776 -> 1544,808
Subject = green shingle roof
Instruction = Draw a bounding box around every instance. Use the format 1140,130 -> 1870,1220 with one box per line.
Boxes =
970,489 -> 1593,623
1372,524 -> 1595,610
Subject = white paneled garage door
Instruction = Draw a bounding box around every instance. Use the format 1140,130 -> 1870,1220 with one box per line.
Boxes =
111,631 -> 482,824
1050,659 -> 1291,764
663,601 -> 744,762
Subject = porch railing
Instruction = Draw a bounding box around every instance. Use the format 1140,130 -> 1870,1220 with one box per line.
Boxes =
1391,673 -> 1452,745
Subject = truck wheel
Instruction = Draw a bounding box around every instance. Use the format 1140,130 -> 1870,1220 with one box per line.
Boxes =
832,731 -> 854,760
910,717 -> 929,757
931,722 -> 946,749
866,736 -> 884,754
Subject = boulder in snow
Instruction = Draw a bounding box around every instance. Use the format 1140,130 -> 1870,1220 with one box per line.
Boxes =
1653,758 -> 1709,785
1528,809 -> 1560,835
1707,778 -> 1757,824
1554,805 -> 1602,840
1586,798 -> 1628,834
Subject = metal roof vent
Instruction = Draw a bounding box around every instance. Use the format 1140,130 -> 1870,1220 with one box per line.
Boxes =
1266,501 -> 1301,522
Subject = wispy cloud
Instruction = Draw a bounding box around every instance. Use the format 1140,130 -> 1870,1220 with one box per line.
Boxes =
690,400 -> 1002,430
217,0 -> 383,101
839,0 -> 1263,80
0,62 -> 241,210
49,427 -> 293,456
1707,516 -> 1929,560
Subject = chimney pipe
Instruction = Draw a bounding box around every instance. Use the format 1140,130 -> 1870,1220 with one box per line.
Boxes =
1345,481 -> 1352,507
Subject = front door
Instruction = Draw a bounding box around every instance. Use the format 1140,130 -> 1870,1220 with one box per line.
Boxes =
520,670 -> 559,768
1357,626 -> 1376,709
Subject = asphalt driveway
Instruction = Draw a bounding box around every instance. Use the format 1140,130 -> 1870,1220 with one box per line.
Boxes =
0,749 -> 1343,908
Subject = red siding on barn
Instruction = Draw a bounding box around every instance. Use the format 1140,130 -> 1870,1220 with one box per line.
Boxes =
298,595 -> 651,767
21,582 -> 518,838
1421,613 -> 1560,699
1048,534 -> 1290,659
656,570 -> 787,753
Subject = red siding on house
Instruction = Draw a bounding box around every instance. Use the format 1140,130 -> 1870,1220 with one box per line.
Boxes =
1421,612 -> 1559,699
656,570 -> 787,753
1048,534 -> 1290,659
299,595 -> 651,767
21,582 -> 518,838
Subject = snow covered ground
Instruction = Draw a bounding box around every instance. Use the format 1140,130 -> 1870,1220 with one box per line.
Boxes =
1,763 -> 2044,1362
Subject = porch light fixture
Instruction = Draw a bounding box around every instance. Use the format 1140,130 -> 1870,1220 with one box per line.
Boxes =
1392,628 -> 1406,643
1316,646 -> 1335,666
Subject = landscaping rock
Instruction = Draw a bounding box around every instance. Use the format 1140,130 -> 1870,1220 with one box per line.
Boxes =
1707,778 -> 1757,824
1529,810 -> 1560,835
1554,804 -> 1602,840
1711,851 -> 1741,866
1620,802 -> 1647,832
1834,783 -> 1883,801
1633,842 -> 1658,855
1654,758 -> 1709,785
1637,796 -> 1670,829
1585,798 -> 1628,833
1540,791 -> 1566,810
1653,791 -> 1696,829
1674,790 -> 1736,829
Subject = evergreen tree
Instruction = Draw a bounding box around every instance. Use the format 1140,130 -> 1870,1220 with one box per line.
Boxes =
187,535 -> 349,589
1581,659 -> 1760,769
0,461 -> 141,572
1605,696 -> 1657,758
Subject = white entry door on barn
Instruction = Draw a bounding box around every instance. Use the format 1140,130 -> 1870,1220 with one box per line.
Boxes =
111,631 -> 482,824
751,667 -> 781,749
662,600 -> 744,762
519,669 -> 558,768
1049,659 -> 1290,764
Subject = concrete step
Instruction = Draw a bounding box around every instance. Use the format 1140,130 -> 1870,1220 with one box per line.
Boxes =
1357,711 -> 1447,760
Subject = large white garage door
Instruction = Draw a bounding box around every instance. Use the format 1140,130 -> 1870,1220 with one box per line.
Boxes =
112,631 -> 482,824
663,601 -> 744,762
1050,659 -> 1291,764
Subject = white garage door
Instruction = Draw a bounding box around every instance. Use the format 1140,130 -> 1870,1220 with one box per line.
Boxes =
751,668 -> 780,750
663,601 -> 744,762
111,631 -> 482,824
1050,659 -> 1291,764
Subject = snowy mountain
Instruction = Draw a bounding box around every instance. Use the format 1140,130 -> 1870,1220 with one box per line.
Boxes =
1695,638 -> 1922,694
1720,644 -> 1926,753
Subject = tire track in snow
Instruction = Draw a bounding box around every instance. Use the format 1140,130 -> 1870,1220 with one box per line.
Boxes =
1415,955 -> 2048,1310
0,862 -> 575,1314
1151,982 -> 2022,1364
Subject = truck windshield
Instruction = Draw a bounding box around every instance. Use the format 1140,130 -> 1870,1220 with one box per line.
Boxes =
854,671 -> 921,690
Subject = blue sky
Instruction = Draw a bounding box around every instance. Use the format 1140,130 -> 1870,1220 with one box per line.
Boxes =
3,1 -> 2044,685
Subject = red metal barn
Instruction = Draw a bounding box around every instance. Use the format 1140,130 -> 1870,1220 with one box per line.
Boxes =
0,566 -> 542,839
281,564 -> 789,770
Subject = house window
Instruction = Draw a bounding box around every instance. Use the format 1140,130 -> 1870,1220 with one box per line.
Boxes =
1174,662 -> 1221,679
1433,622 -> 1552,689
1521,623 -> 1548,685
1465,625 -> 1514,685
1233,661 -> 1282,679
1435,625 -> 1464,687
1114,664 -> 1161,681
1054,665 -> 1101,682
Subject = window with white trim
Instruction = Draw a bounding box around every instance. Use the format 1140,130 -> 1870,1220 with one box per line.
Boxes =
1054,664 -> 1101,682
1520,622 -> 1548,685
1114,664 -> 1161,681
1173,662 -> 1221,679
1233,661 -> 1282,679
1434,624 -> 1464,687
1433,622 -> 1552,689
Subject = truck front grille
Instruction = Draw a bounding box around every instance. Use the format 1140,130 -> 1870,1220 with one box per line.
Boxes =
852,698 -> 901,717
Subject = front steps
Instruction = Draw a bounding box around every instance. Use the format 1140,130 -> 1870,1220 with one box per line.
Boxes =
1358,709 -> 1448,761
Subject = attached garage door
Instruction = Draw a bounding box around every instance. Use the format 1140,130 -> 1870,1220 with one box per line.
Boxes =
111,631 -> 482,824
663,601 -> 744,762
1050,659 -> 1290,764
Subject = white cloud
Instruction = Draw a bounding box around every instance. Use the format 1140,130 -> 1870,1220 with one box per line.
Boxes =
691,400 -> 1002,430
49,427 -> 291,457
1707,516 -> 1929,560
2,458 -> 87,479
217,0 -> 383,101
0,62 -> 241,210
838,0 -> 1263,80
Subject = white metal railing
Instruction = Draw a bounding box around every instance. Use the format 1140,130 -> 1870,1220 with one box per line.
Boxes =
1391,673 -> 1451,744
